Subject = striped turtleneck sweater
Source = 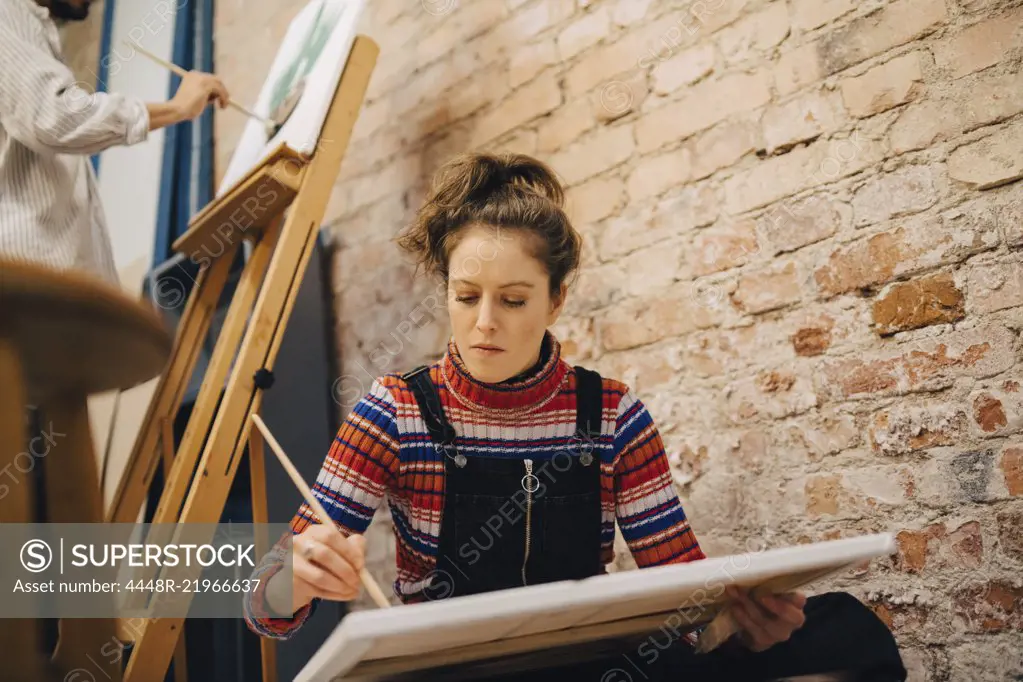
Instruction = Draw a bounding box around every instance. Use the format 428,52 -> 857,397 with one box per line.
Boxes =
245,332 -> 706,639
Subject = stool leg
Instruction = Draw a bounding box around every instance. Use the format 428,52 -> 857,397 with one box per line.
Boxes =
0,336 -> 56,681
44,394 -> 123,682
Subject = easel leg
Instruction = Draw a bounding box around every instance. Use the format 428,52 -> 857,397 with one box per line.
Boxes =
249,423 -> 277,682
0,336 -> 56,681
160,418 -> 189,682
107,251 -> 237,524
44,394 -> 122,682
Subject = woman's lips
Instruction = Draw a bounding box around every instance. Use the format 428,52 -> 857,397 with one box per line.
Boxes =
472,345 -> 504,356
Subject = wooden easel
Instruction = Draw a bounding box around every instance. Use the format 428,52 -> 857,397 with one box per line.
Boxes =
104,35 -> 379,682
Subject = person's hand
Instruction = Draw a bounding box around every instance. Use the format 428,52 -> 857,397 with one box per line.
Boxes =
288,525 -> 367,612
170,70 -> 229,121
725,586 -> 806,652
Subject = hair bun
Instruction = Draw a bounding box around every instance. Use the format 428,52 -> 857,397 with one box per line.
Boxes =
433,152 -> 564,210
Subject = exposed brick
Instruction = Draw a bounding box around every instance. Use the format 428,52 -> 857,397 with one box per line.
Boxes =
805,466 -> 915,517
973,391 -> 1010,434
565,262 -> 628,315
948,122 -> 1023,190
786,409 -> 860,461
731,260 -> 804,314
997,508 -> 1023,559
774,43 -> 824,96
954,581 -> 1023,633
725,133 -> 883,215
870,402 -> 969,455
566,175 -> 625,226
508,39 -> 558,89
852,165 -> 940,228
895,521 -> 983,572
813,211 -> 1000,298
567,14 -> 681,96
760,89 -> 846,154
792,317 -> 834,357
759,194 -> 848,254
967,254 -> 1023,314
416,2 -> 508,66
548,123 -> 635,186
611,0 -> 655,27
840,52 -> 926,118
820,324 -> 1016,400
679,325 -> 762,378
866,595 -> 932,638
817,0 -> 948,75
626,149 -> 692,202
726,367 -> 820,423
1002,447 -> 1023,496
791,0 -> 856,31
689,118 -> 761,180
557,7 -> 611,60
933,7 -> 1023,79
890,71 -> 1023,154
552,316 -> 598,363
686,220 -> 760,278
593,72 -> 649,124
651,44 -> 715,95
537,97 -> 596,153
806,474 -> 842,516
871,273 -> 965,336
600,184 -> 718,260
599,345 -> 679,395
621,240 -> 685,297
500,0 -> 575,43
599,282 -> 726,351
471,71 -> 562,147
636,70 -> 772,152
717,2 -> 791,65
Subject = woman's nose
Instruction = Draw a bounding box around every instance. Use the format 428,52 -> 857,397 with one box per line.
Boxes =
476,299 -> 498,331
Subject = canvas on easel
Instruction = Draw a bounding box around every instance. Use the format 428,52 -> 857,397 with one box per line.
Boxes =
218,0 -> 368,194
293,533 -> 897,682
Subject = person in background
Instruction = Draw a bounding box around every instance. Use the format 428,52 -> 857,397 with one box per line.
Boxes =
0,0 -> 230,286
242,150 -> 908,680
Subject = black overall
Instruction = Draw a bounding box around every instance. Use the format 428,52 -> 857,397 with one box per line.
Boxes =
400,366 -> 908,682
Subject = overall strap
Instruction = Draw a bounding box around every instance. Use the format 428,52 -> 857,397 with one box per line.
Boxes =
401,365 -> 465,467
573,366 -> 603,466
573,366 -> 603,436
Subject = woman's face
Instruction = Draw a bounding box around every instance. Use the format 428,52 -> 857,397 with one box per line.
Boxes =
447,224 -> 565,384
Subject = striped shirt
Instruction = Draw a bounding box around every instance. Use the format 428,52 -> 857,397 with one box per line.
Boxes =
244,332 -> 706,639
0,0 -> 150,285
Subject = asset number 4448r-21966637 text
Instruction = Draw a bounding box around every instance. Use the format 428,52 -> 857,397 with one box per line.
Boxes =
123,578 -> 261,593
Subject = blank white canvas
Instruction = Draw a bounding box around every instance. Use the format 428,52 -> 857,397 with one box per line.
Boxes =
217,0 -> 367,195
295,533 -> 897,681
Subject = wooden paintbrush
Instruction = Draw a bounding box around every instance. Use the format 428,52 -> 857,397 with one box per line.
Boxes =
250,413 -> 392,610
126,41 -> 279,136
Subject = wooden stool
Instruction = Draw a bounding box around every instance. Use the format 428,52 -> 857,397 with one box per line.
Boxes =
0,259 -> 172,682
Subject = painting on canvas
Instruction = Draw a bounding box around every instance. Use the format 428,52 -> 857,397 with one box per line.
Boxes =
217,0 -> 367,194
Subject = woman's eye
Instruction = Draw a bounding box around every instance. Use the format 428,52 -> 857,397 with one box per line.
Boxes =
504,299 -> 526,308
455,295 -> 477,305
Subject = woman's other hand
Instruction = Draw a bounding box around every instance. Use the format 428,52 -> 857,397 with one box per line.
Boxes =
265,525 -> 368,616
726,586 -> 807,652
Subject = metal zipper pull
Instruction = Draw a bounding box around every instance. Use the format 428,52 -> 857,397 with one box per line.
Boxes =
522,459 -> 535,585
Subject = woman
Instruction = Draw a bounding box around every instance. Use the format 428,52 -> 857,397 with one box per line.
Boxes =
244,152 -> 906,681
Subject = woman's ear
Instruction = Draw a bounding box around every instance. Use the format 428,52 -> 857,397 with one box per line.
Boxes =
547,282 -> 568,325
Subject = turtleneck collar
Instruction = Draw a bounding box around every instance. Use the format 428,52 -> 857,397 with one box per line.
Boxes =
442,331 -> 570,416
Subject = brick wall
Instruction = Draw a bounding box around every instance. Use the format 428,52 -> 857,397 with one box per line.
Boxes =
212,1 -> 1023,678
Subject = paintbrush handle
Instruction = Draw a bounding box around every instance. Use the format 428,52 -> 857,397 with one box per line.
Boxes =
250,413 -> 392,610
127,41 -> 272,127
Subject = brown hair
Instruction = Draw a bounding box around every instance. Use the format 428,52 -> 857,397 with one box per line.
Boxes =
396,152 -> 582,298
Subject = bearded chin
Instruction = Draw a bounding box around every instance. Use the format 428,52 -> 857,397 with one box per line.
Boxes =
49,0 -> 90,21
